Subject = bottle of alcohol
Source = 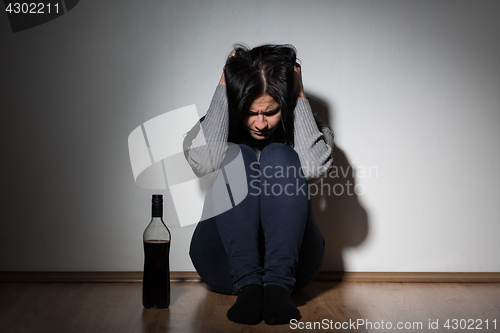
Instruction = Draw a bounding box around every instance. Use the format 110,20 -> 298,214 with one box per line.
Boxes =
143,194 -> 171,309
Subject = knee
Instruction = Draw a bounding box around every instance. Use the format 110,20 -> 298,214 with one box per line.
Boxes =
222,144 -> 257,173
260,143 -> 300,168
236,143 -> 254,155
231,144 -> 257,164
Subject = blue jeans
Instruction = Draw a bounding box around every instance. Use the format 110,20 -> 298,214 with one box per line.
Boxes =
189,143 -> 325,294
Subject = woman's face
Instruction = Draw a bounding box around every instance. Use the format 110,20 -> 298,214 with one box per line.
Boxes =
245,94 -> 282,140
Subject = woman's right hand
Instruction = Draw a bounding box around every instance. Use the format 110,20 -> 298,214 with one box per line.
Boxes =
218,52 -> 236,85
294,63 -> 306,100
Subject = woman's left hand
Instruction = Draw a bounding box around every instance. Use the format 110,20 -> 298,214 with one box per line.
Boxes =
294,63 -> 306,100
219,52 -> 236,85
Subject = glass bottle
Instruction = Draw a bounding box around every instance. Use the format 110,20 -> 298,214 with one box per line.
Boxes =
142,194 -> 171,309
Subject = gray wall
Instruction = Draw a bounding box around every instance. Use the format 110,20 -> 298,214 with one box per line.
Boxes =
1,0 -> 499,272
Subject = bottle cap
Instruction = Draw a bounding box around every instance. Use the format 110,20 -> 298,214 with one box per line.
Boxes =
152,194 -> 163,204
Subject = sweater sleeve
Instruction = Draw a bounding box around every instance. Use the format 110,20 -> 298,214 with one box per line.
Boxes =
185,85 -> 229,178
293,99 -> 334,183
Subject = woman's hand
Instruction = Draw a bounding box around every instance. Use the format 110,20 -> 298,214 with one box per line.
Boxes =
294,63 -> 306,100
218,52 -> 236,85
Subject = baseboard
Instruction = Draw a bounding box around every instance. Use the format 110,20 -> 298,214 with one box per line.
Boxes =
0,271 -> 196,283
1,271 -> 500,283
314,272 -> 500,283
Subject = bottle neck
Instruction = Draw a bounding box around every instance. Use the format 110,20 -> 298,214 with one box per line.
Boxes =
152,204 -> 162,218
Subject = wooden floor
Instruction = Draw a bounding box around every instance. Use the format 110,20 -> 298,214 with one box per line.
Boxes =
1,282 -> 499,333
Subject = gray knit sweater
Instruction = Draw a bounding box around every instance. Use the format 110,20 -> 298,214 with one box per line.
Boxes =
186,85 -> 334,183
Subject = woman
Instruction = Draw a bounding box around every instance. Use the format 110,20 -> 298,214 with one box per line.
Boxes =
187,44 -> 334,325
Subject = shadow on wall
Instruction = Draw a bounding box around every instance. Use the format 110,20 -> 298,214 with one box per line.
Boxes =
308,95 -> 370,274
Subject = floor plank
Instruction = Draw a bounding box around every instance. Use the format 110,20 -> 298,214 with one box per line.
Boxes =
347,283 -> 447,332
1,282 -> 500,332
412,283 -> 500,333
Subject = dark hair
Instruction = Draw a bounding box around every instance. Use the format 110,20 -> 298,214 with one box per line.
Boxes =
224,44 -> 297,146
